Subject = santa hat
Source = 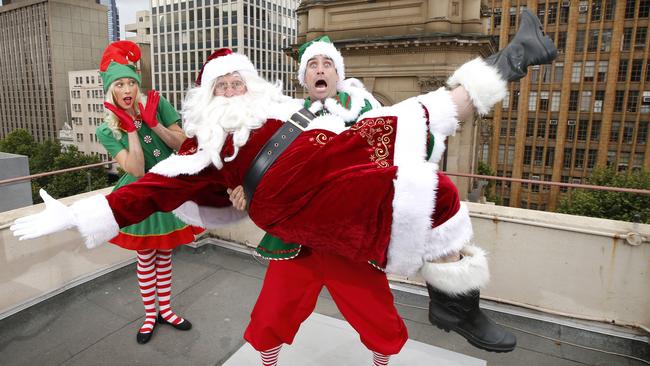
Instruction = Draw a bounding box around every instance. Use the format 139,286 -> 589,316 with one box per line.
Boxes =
196,48 -> 257,87
98,41 -> 141,93
297,35 -> 345,87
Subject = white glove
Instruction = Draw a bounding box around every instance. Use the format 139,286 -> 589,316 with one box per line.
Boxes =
10,189 -> 76,240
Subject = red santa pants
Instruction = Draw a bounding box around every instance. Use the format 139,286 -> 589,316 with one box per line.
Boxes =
244,248 -> 408,355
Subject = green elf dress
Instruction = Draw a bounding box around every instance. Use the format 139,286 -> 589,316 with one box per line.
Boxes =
96,95 -> 200,250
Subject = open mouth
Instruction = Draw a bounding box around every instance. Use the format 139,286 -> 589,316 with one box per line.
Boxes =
123,97 -> 133,104
314,79 -> 328,89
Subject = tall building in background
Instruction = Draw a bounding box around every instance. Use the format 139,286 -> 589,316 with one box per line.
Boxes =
125,10 -> 153,91
61,69 -> 111,161
0,0 -> 108,142
483,0 -> 650,210
151,0 -> 299,110
96,0 -> 119,41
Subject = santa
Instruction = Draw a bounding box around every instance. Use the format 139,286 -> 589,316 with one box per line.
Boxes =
12,9 -> 556,357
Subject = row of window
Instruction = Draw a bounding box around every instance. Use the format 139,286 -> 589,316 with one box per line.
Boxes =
72,104 -> 104,113
71,89 -> 103,99
72,75 -> 100,86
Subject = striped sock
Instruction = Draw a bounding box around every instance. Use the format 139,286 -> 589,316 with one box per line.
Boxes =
155,249 -> 185,326
373,351 -> 390,366
260,344 -> 282,366
136,249 -> 157,334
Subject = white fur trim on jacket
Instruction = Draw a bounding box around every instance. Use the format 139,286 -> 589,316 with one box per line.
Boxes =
201,53 -> 257,88
417,88 -> 459,137
70,194 -> 120,249
305,114 -> 346,134
308,79 -> 381,124
446,58 -> 507,115
420,244 -> 490,295
298,41 -> 345,87
173,201 -> 247,229
149,149 -> 212,177
423,203 -> 474,261
366,90 -> 464,276
428,132 -> 447,166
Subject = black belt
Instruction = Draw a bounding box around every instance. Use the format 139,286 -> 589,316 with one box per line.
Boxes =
243,108 -> 315,206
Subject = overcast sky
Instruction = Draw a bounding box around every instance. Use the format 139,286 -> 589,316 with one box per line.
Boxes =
116,0 -> 150,39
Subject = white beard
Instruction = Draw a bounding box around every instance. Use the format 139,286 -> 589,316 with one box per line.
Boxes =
182,76 -> 301,169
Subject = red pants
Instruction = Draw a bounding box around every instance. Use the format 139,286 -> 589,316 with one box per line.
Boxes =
244,248 -> 408,355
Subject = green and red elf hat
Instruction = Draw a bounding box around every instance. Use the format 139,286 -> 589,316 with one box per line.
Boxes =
98,40 -> 142,93
195,48 -> 257,87
297,35 -> 345,87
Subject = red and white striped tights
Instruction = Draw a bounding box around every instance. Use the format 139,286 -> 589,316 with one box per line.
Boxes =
259,346 -> 390,366
136,249 -> 185,334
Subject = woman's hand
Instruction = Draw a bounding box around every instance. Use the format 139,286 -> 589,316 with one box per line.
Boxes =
103,102 -> 137,132
139,90 -> 160,128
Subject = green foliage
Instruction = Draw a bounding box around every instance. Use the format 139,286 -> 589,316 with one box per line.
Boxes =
558,167 -> 650,223
0,129 -> 110,203
477,160 -> 501,204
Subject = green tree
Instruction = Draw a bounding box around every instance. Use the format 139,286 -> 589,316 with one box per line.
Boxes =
477,160 -> 501,205
558,167 -> 650,223
0,129 -> 110,203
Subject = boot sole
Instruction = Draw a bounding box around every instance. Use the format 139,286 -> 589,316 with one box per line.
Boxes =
429,313 -> 516,353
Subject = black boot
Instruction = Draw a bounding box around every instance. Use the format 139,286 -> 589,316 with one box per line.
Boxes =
485,9 -> 558,82
427,284 -> 516,353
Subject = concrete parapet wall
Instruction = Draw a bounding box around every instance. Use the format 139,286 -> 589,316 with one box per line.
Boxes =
0,189 -> 648,334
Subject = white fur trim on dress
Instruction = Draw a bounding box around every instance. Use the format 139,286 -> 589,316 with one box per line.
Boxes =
416,88 -> 459,137
149,149 -> 212,177
298,41 -> 345,87
446,58 -> 507,115
70,194 -> 119,249
173,201 -> 247,229
423,203 -> 474,261
428,132 -> 447,166
420,244 -> 490,295
201,53 -> 257,88
305,114 -> 346,134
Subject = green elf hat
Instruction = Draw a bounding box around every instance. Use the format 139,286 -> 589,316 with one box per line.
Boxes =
297,35 -> 345,87
98,40 -> 142,93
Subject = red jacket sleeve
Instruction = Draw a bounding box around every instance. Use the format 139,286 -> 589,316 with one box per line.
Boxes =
105,169 -> 229,228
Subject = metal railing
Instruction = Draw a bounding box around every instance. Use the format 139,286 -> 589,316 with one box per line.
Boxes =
1,160 -> 649,195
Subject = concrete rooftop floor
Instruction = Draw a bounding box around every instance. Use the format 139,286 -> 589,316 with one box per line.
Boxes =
0,241 -> 648,366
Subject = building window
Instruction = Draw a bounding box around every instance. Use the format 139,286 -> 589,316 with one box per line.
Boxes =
628,90 -> 639,112
592,0 -> 602,21
584,61 -> 595,81
588,30 -> 600,52
631,59 -> 643,81
575,148 -> 585,168
502,91 -> 510,108
607,150 -> 617,167
560,4 -> 570,23
625,0 -> 637,18
575,30 -> 586,52
537,119 -> 547,138
498,144 -> 506,163
526,119 -> 535,137
605,0 -> 616,19
622,28 -> 633,51
633,153 -> 645,169
577,120 -> 589,141
610,121 -> 621,142
623,122 -> 635,143
548,3 -> 558,23
571,62 -> 582,82
597,61 -> 608,82
563,148 -> 573,168
528,91 -> 538,111
587,149 -> 598,168
641,0 -> 650,16
618,59 -> 629,82
523,145 -> 532,164
567,121 -> 576,140
594,90 -> 605,112
549,120 -> 558,139
551,91 -> 561,112
534,146 -> 544,165
554,62 -> 564,82
580,91 -> 592,112
638,122 -> 648,144
636,27 -> 647,48
614,90 -> 625,112
546,147 -> 555,167
540,91 -> 549,111
591,121 -> 601,140
569,90 -> 580,111
557,32 -> 567,52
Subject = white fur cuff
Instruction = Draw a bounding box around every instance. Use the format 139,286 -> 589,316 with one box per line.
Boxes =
420,245 -> 490,295
305,114 -> 346,134
70,194 -> 120,249
173,201 -> 248,229
447,58 -> 507,115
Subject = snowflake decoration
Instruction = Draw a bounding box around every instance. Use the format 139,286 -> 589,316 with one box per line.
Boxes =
153,149 -> 161,157
143,135 -> 152,144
